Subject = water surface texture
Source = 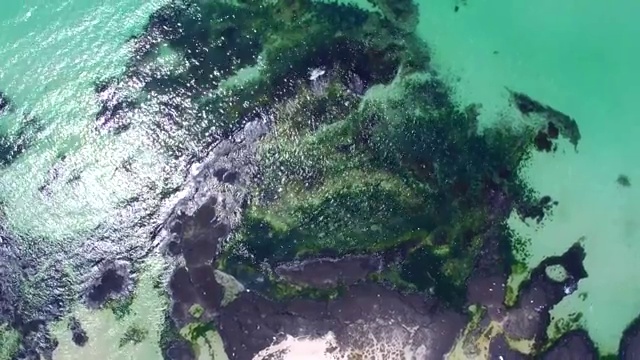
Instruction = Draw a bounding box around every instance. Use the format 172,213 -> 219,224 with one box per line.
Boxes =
0,0 -> 639,359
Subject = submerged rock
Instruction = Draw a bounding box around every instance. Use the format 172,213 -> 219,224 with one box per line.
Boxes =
540,330 -> 598,360
68,317 -> 88,347
620,313 -> 640,359
502,242 -> 588,343
508,89 -> 582,151
84,260 -> 134,309
274,255 -> 382,289
0,91 -> 10,114
218,283 -> 466,360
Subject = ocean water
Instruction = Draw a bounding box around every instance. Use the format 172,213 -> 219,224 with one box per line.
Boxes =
418,0 -> 640,352
1,0 -> 639,357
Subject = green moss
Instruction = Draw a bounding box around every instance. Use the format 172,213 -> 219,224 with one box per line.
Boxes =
181,322 -> 217,343
0,324 -> 20,360
189,304 -> 205,319
505,284 -> 518,307
369,266 -> 417,292
269,280 -> 346,302
119,324 -> 148,348
107,294 -> 135,321
599,354 -> 617,360
204,0 -> 541,309
548,312 -> 584,342
511,261 -> 528,276
159,312 -> 193,357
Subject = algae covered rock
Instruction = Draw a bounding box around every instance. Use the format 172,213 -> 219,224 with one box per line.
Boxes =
220,70 -> 540,305
0,0 -> 588,358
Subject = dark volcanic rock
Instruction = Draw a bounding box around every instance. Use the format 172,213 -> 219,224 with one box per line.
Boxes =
540,329 -> 597,360
164,342 -> 196,360
274,255 -> 382,289
84,260 -> 134,308
508,89 -> 581,151
503,242 -> 588,343
156,118 -> 269,330
189,264 -> 224,310
0,91 -> 10,114
168,265 -> 224,328
620,313 -> 640,359
489,334 -> 529,359
466,227 -> 510,316
15,320 -> 59,360
68,316 -> 88,347
218,283 -> 466,360
0,233 -> 21,324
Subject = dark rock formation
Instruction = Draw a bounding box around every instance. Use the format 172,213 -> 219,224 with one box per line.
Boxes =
502,242 -> 588,345
0,91 -> 10,114
465,233 -> 591,358
157,118 -> 269,330
68,317 -> 88,347
0,226 -> 73,359
540,330 -> 598,360
84,260 -> 134,309
620,313 -> 640,359
489,334 -> 529,359
159,313 -> 196,360
274,255 -> 382,289
508,89 -> 581,151
218,283 -> 466,360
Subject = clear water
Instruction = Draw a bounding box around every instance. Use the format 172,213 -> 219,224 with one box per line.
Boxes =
1,0 -> 639,357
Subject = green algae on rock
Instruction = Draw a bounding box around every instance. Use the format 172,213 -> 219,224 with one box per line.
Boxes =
220,70 -> 540,305
84,0 -> 592,358
0,323 -> 20,360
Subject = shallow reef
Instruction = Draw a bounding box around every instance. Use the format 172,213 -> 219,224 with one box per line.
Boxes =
0,91 -> 43,167
2,1 -> 640,359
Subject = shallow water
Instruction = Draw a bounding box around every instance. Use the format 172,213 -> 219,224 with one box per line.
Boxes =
418,0 -> 640,352
1,0 -> 639,358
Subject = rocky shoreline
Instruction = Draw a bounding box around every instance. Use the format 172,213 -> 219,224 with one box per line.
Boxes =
1,1 -> 640,359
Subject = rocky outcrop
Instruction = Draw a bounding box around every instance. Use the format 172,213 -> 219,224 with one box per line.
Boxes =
620,313 -> 640,359
274,255 -> 383,289
502,242 -> 588,344
218,283 -> 466,360
540,330 -> 598,360
158,117 -> 270,329
0,91 -> 10,114
508,89 -> 582,151
84,259 -> 134,309
68,317 -> 88,347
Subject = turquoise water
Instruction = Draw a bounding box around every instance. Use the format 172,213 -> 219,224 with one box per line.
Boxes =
419,0 -> 640,352
1,0 -> 640,356
0,0 -> 179,240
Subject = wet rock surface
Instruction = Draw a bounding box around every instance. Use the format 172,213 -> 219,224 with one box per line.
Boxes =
0,1 -> 626,360
274,255 -> 383,289
218,283 -> 466,360
502,242 -> 588,343
488,334 -> 528,359
508,89 -> 582,151
84,259 -> 134,309
539,330 -> 597,360
620,314 -> 640,359
68,317 -> 88,347
159,118 -> 269,328
0,91 -> 10,114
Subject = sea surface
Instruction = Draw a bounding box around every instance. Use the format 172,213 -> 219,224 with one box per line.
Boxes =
1,0 -> 639,357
